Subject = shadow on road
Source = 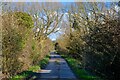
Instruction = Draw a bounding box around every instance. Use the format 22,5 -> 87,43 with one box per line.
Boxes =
26,52 -> 78,80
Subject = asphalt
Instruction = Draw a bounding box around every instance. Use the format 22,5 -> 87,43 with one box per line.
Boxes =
30,52 -> 78,80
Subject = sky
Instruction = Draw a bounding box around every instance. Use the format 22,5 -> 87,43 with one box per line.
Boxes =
2,0 -> 120,2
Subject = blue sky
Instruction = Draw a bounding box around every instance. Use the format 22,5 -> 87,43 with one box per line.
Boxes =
58,0 -> 74,2
4,0 -> 119,2
8,0 -> 75,2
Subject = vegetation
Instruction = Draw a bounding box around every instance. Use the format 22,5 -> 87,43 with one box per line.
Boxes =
10,54 -> 50,80
10,71 -> 34,80
28,66 -> 40,72
39,55 -> 50,69
1,2 -> 120,80
59,53 -> 102,80
2,12 -> 34,77
2,11 -> 53,78
55,2 -> 120,80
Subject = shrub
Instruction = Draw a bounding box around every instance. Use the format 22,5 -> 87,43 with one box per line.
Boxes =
2,11 -> 34,77
84,18 -> 120,79
39,55 -> 49,69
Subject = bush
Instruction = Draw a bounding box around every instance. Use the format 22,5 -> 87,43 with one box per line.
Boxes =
39,55 -> 49,69
2,11 -> 54,78
2,11 -> 34,77
84,18 -> 120,79
56,3 -> 120,80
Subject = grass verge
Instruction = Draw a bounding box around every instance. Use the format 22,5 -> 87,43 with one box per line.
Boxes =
10,55 -> 50,80
10,71 -> 34,80
61,54 -> 102,80
39,55 -> 50,69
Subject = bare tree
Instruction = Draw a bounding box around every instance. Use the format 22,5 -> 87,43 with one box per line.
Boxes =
32,3 -> 64,40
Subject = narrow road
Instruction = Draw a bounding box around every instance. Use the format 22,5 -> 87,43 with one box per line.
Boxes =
32,52 -> 78,80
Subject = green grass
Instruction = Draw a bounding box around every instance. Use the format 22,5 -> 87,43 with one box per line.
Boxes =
39,55 -> 49,69
10,71 -> 33,80
63,55 -> 102,80
10,65 -> 40,80
28,65 -> 40,72
10,55 -> 50,80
